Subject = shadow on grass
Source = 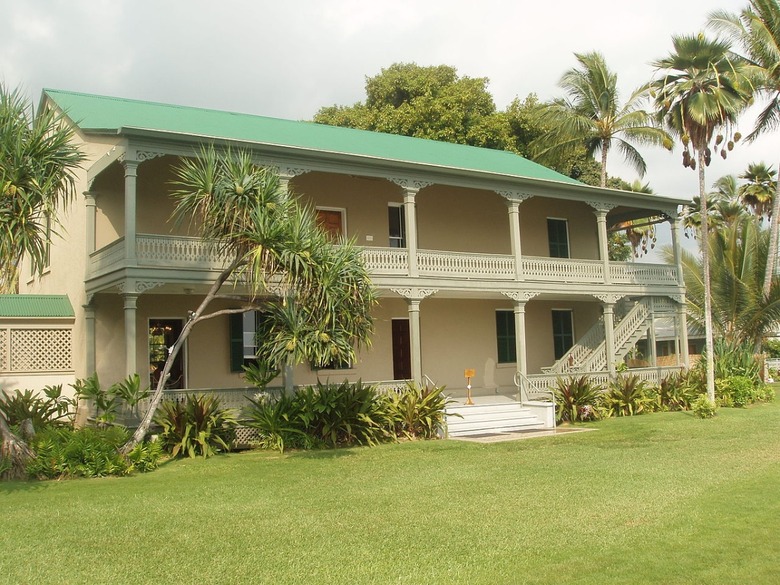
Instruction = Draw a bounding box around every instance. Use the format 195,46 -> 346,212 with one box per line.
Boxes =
0,477 -> 48,494
286,447 -> 359,460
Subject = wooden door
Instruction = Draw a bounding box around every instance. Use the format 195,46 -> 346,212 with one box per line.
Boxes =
391,319 -> 412,380
315,208 -> 344,239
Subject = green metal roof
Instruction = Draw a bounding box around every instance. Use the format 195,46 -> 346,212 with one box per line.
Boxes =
44,89 -> 582,186
0,295 -> 75,318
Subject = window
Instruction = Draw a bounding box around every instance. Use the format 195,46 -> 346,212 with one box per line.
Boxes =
496,310 -> 516,364
229,311 -> 265,372
547,218 -> 570,258
315,207 -> 346,239
388,204 -> 406,248
551,310 -> 574,360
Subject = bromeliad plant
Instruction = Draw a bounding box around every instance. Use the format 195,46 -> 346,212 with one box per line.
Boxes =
154,394 -> 237,458
604,374 -> 654,417
0,386 -> 74,431
386,382 -> 452,440
551,376 -> 603,423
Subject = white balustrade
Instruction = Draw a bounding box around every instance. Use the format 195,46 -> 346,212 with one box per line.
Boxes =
137,235 -> 227,269
611,262 -> 678,285
522,256 -> 604,282
417,250 -> 515,279
360,247 -> 409,274
88,238 -> 126,274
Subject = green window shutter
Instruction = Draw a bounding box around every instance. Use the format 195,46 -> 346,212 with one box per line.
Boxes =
552,310 -> 574,360
547,218 -> 570,258
496,310 -> 516,364
229,313 -> 244,373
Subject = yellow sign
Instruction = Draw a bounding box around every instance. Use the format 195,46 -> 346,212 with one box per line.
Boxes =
464,369 -> 476,379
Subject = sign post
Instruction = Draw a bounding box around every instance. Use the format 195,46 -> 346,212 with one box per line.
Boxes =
464,368 -> 476,405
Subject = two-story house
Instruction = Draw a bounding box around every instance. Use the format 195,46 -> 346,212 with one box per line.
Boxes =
20,90 -> 691,421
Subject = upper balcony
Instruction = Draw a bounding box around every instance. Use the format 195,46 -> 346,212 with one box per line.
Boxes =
87,234 -> 680,291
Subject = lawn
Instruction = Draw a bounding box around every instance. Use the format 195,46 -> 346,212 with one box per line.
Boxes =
2,400 -> 779,585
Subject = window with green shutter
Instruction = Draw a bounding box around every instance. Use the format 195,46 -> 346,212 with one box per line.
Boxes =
547,218 -> 570,258
496,310 -> 516,364
229,311 -> 264,372
551,309 -> 574,360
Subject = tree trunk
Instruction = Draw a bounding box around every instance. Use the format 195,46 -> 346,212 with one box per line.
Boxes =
698,150 -> 716,402
762,159 -> 780,298
600,145 -> 608,188
0,411 -> 33,480
120,257 -> 242,454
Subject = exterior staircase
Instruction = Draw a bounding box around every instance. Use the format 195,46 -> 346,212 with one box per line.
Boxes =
547,298 -> 653,374
445,400 -> 546,437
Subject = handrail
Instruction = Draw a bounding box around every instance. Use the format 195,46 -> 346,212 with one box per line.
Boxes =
422,374 -> 438,389
514,370 -> 556,429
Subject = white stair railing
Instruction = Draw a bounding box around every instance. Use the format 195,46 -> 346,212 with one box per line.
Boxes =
580,299 -> 651,372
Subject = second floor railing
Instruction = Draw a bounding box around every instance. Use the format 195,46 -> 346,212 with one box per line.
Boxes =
88,235 -> 680,287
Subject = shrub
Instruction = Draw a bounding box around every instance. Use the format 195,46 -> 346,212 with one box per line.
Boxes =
243,391 -> 310,453
71,374 -> 120,426
126,439 -> 164,473
697,339 -> 762,384
155,394 -> 237,458
292,381 -> 391,448
111,374 -> 150,418
657,372 -> 701,411
26,426 -> 131,479
387,382 -> 451,440
692,395 -> 717,419
0,386 -> 74,430
604,374 -> 654,417
551,376 -> 603,423
716,375 -> 756,408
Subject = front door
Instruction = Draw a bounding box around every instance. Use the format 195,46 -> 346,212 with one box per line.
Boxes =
149,319 -> 185,389
391,319 -> 412,380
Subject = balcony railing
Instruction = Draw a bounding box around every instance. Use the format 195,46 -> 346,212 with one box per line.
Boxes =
88,235 -> 679,287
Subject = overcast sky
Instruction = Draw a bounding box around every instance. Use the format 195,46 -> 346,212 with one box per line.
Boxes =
2,0 -> 778,254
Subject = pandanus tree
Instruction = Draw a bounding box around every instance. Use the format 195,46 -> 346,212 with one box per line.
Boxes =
0,85 -> 85,478
532,51 -> 672,187
652,33 -> 753,401
710,0 -> 780,297
122,148 -> 376,453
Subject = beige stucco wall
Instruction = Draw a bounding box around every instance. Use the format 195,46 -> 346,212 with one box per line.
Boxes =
519,197 -> 599,259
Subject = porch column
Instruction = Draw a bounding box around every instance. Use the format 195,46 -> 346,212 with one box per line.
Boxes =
84,191 -> 97,257
647,298 -> 658,367
670,211 -> 685,287
403,188 -> 419,277
123,159 -> 139,266
594,207 -> 611,284
123,292 -> 138,377
603,302 -> 616,377
408,299 -> 422,383
506,200 -> 524,281
514,301 -> 528,377
84,296 -> 96,375
677,300 -> 690,369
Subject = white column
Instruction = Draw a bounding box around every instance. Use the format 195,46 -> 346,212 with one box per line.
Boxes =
671,212 -> 685,287
123,292 -> 138,378
678,301 -> 690,369
123,160 -> 139,266
84,299 -> 96,375
648,299 -> 658,367
603,302 -> 616,377
594,208 -> 611,284
84,191 -> 97,256
408,299 -> 422,383
514,301 -> 527,376
507,200 -> 524,280
404,189 -> 419,277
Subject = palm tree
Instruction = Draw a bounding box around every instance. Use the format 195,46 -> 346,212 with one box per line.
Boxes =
665,215 -> 780,348
710,0 -> 780,298
652,33 -> 753,401
532,51 -> 672,187
123,148 -> 377,453
0,85 -> 85,292
738,162 -> 776,220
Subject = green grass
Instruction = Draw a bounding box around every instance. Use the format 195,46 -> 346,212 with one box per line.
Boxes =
2,400 -> 779,585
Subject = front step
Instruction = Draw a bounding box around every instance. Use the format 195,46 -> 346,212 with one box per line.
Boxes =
445,401 -> 545,437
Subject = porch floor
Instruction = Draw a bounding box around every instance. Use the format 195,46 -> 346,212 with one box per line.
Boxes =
449,426 -> 595,443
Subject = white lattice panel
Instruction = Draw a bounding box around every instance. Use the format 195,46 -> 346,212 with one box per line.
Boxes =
0,329 -> 7,371
9,328 -> 72,372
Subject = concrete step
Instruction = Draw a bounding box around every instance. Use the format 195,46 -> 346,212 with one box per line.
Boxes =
446,402 -> 545,437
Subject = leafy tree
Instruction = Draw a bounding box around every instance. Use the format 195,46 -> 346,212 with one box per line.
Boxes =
665,214 -> 780,348
314,63 -> 512,149
0,84 -> 85,292
123,149 -> 376,453
710,0 -> 780,297
652,33 -> 753,400
0,84 -> 85,478
684,174 -> 750,236
738,162 -> 776,219
532,51 -> 672,187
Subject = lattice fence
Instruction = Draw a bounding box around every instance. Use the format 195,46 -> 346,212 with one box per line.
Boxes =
2,327 -> 73,373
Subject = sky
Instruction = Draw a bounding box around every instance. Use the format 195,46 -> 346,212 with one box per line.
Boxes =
2,0 -> 777,256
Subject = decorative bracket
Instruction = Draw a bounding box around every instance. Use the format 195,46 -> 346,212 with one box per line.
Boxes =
496,190 -> 534,203
135,150 -> 167,162
388,177 -> 433,192
391,287 -> 438,300
118,280 -> 165,294
587,200 -> 619,214
276,165 -> 309,179
593,292 -> 624,305
502,291 -> 538,302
